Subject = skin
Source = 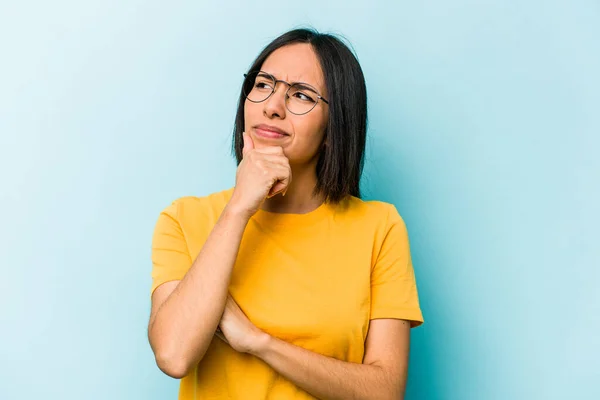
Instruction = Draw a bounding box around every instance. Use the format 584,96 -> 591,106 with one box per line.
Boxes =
240,42 -> 329,214
148,43 -> 412,399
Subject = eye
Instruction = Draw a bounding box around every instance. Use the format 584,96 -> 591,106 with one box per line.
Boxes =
292,91 -> 315,103
255,81 -> 273,90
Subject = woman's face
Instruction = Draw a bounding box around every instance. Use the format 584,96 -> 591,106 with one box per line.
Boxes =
244,43 -> 329,166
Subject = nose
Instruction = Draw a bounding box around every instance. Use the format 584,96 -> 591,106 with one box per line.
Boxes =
263,82 -> 287,119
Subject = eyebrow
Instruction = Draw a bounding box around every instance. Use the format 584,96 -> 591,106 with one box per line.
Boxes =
292,83 -> 319,93
262,71 -> 322,93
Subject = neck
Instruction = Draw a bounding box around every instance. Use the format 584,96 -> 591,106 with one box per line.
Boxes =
261,165 -> 324,214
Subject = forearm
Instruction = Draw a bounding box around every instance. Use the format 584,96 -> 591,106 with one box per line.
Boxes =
251,335 -> 401,400
150,204 -> 250,375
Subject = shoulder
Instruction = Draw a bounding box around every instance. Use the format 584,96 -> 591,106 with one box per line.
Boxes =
159,187 -> 235,225
337,195 -> 405,229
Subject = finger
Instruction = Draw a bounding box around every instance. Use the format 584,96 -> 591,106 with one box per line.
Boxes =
268,181 -> 288,197
253,153 -> 290,166
268,186 -> 284,198
261,162 -> 291,181
242,131 -> 254,157
214,330 -> 229,344
253,146 -> 284,155
266,166 -> 292,198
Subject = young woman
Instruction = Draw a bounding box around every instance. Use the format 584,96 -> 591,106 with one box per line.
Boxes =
148,28 -> 424,400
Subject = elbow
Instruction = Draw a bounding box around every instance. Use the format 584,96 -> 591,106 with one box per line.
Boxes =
155,350 -> 192,379
384,385 -> 404,400
369,381 -> 403,400
374,391 -> 402,400
149,325 -> 196,379
384,387 -> 404,400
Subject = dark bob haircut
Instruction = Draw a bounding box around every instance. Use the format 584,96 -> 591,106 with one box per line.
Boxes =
231,28 -> 367,204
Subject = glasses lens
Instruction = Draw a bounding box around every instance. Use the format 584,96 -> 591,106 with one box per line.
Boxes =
244,72 -> 274,103
286,84 -> 318,115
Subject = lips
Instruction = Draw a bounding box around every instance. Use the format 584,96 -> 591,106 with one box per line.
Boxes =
254,124 -> 289,139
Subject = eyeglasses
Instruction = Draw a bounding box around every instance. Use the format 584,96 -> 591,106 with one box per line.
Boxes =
243,71 -> 329,115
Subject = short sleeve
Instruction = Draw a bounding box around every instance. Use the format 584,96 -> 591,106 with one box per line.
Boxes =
150,201 -> 193,296
370,204 -> 424,328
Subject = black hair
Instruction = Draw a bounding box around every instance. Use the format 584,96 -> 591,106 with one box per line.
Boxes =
231,28 -> 367,203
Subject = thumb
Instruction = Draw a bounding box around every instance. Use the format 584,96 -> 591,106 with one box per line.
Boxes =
242,131 -> 254,157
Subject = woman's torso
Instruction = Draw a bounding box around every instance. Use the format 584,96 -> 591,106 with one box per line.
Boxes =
170,188 -> 400,399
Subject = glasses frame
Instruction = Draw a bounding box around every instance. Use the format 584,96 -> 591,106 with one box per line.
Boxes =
243,70 -> 329,115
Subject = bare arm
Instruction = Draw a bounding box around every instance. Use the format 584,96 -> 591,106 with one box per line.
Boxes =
218,297 -> 412,399
148,205 -> 251,378
148,132 -> 291,378
251,319 -> 411,400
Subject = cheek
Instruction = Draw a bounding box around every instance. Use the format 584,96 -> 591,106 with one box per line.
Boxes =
244,100 -> 262,127
292,115 -> 327,152
303,111 -> 327,143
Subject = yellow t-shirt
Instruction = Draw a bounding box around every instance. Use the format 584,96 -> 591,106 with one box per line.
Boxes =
150,187 -> 424,399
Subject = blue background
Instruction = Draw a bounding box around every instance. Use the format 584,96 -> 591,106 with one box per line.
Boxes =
1,1 -> 598,399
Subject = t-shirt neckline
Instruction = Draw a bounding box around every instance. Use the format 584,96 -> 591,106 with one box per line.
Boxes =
223,187 -> 333,227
